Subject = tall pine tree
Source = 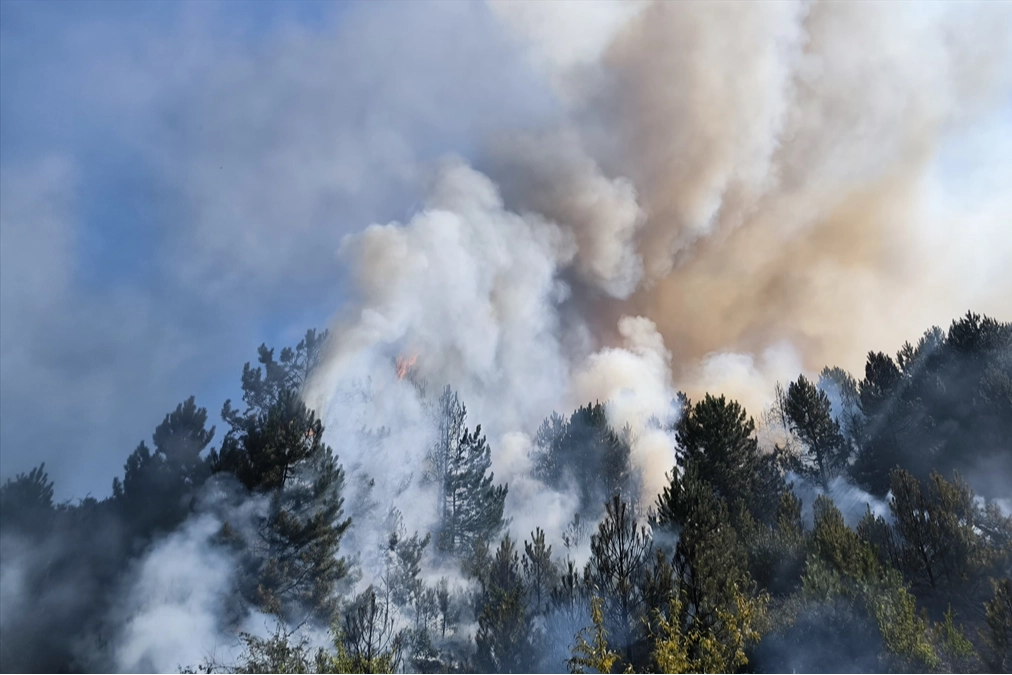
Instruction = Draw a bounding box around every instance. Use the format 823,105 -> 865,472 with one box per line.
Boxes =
210,332 -> 350,624
785,375 -> 849,490
426,386 -> 508,556
475,534 -> 541,673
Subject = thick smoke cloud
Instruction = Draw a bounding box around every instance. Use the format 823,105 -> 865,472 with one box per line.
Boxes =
309,0 -> 1012,527
0,0 -> 556,497
2,1 -> 1010,671
489,0 -> 1012,406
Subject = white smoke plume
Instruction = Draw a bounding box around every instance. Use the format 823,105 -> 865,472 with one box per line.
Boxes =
3,2 -> 1010,671
308,0 -> 1012,555
789,474 -> 893,530
103,478 -> 279,673
492,0 -> 1012,390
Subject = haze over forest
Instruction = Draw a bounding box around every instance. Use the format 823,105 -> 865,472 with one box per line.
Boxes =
1,1 -> 1010,673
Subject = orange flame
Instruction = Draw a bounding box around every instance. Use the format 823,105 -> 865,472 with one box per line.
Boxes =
395,353 -> 418,380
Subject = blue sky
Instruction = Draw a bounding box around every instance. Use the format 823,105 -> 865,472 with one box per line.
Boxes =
0,0 -> 557,498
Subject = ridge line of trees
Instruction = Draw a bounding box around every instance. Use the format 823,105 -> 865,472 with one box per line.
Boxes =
1,312 -> 1010,673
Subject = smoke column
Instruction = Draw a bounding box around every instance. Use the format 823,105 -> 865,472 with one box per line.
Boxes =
307,0 -> 1012,529
2,3 -> 1010,671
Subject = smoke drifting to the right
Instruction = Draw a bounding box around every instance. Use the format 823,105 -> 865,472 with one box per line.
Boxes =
491,0 -> 1012,402
2,1 -> 1011,673
307,0 -> 1012,523
298,1 -> 1012,669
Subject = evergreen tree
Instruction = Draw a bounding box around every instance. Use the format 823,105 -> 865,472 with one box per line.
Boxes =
531,403 -> 632,516
380,511 -> 431,610
676,394 -> 783,525
545,560 -> 591,672
210,334 -> 350,624
112,396 -> 215,534
742,489 -> 808,597
475,534 -> 541,673
0,463 -> 55,533
785,375 -> 849,490
427,386 -> 508,556
585,495 -> 652,666
888,469 -> 1002,596
851,313 -> 1012,497
522,527 -> 559,615
856,506 -> 900,572
981,577 -> 1012,673
810,495 -> 879,583
531,412 -> 568,487
341,587 -> 402,672
851,351 -> 905,495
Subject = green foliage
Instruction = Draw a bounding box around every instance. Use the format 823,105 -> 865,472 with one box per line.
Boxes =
801,502 -> 944,672
224,329 -> 329,423
209,334 -> 351,624
981,577 -> 1012,673
932,606 -> 977,673
569,596 -> 622,675
585,495 -> 652,665
380,513 -> 431,610
810,495 -> 879,582
852,313 -> 1012,497
856,506 -> 900,571
646,579 -> 768,673
475,534 -> 541,673
532,403 -> 633,516
209,621 -> 397,674
427,386 -> 508,556
7,314 -> 1011,674
113,396 -> 215,533
340,587 -> 402,673
674,394 -> 784,525
647,598 -> 690,673
522,527 -> 558,615
784,375 -> 849,489
741,490 -> 808,597
889,469 -> 999,594
869,571 -> 941,672
652,463 -> 769,672
0,463 -> 55,532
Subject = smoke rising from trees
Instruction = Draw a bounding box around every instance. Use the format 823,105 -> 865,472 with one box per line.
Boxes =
1,1 -> 1010,673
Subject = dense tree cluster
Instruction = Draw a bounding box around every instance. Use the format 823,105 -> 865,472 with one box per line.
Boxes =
1,313 -> 1010,673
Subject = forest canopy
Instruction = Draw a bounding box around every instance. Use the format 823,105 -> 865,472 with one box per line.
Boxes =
1,312 -> 1010,673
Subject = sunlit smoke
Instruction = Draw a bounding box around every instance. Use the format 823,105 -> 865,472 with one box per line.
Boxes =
310,1 -> 1012,549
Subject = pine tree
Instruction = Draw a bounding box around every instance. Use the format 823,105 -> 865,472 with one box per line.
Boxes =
654,464 -> 768,670
810,495 -> 879,583
210,334 -> 350,624
784,375 -> 849,490
889,469 -> 996,595
531,412 -> 567,486
522,527 -> 558,615
981,577 -> 1012,673
676,394 -> 783,525
531,403 -> 632,516
851,351 -> 905,495
475,534 -> 541,673
113,396 -> 215,534
742,489 -> 808,597
341,587 -> 402,672
545,560 -> 591,672
585,495 -> 652,666
0,463 -> 55,533
427,386 -> 507,556
380,511 -> 431,610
